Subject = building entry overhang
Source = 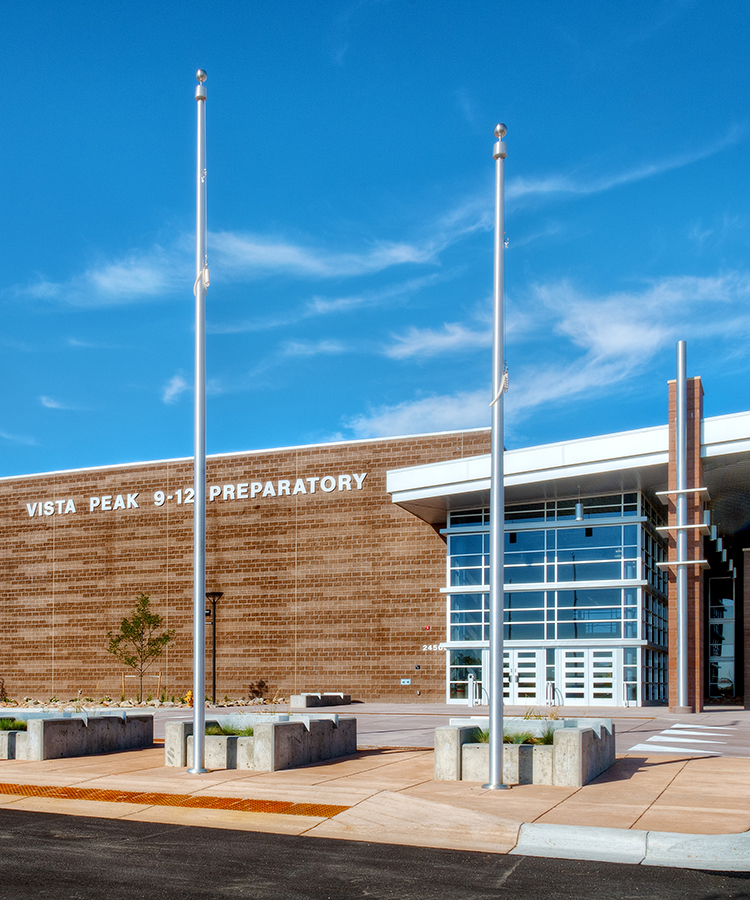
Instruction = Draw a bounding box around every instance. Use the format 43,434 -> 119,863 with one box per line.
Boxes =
387,410 -> 750,534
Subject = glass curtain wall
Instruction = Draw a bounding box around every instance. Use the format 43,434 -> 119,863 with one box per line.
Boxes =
707,577 -> 735,698
443,493 -> 668,704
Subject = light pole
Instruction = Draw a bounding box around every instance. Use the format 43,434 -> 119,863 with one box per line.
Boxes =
189,68 -> 209,775
484,123 -> 509,791
205,591 -> 223,704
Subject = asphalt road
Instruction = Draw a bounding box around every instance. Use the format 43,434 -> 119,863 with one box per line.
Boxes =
0,809 -> 748,900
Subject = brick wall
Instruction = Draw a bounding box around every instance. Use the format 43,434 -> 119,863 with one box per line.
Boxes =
667,377 -> 704,712
0,430 -> 490,703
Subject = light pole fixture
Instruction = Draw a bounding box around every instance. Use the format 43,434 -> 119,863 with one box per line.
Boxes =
205,591 -> 223,705
484,123 -> 509,791
189,67 -> 209,775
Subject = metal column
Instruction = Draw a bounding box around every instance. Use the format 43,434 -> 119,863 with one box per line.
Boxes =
189,69 -> 209,774
484,125 -> 509,791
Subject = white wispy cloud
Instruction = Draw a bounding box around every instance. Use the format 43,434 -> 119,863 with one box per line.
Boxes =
9,125 -> 742,313
211,231 -> 438,280
344,388 -> 490,439
40,396 -> 80,411
504,271 -> 750,425
453,87 -> 483,131
384,322 -> 491,359
86,251 -> 178,298
346,269 -> 750,440
687,213 -> 748,252
24,279 -> 61,300
13,227 -> 450,310
14,246 -> 185,308
67,337 -> 122,350
0,429 -> 37,446
305,273 -> 448,316
208,272 -> 449,334
507,125 -> 743,205
162,374 -> 189,404
281,339 -> 348,357
541,272 -> 750,356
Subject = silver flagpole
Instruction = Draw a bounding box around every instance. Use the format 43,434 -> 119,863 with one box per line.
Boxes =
675,340 -> 688,710
189,68 -> 208,774
484,124 -> 509,791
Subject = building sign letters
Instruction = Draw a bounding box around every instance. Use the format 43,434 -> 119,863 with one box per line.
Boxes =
24,472 -> 368,518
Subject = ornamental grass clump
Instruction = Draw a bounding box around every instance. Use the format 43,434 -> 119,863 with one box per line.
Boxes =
503,729 -> 536,744
476,725 -> 557,744
205,723 -> 254,736
0,718 -> 27,731
537,724 -> 556,745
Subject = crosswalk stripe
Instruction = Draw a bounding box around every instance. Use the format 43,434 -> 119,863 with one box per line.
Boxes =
646,735 -> 725,744
669,724 -> 735,731
664,730 -> 731,738
628,742 -> 718,755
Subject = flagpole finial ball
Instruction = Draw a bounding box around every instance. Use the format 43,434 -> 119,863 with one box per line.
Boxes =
494,123 -> 507,138
197,70 -> 207,83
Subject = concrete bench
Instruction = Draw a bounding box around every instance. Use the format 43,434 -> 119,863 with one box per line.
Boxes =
289,693 -> 352,708
0,714 -> 153,760
435,718 -> 615,786
165,714 -> 357,771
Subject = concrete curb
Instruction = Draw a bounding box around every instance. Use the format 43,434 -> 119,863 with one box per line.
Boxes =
510,823 -> 647,865
643,829 -> 750,871
510,822 -> 750,871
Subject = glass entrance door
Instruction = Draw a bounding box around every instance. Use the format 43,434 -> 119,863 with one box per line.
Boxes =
561,648 -> 618,705
503,649 -> 544,705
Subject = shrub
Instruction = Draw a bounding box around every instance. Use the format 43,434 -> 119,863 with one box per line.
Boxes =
0,718 -> 27,731
247,680 -> 268,700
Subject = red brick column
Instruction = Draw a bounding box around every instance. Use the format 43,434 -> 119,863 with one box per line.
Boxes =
667,376 -> 704,713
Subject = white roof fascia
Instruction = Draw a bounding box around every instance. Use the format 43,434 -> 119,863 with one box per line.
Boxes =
386,455 -> 491,497
702,410 -> 750,458
505,450 -> 668,488
387,423 -> 668,499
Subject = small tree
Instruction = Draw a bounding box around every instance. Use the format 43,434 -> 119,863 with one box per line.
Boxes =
107,594 -> 175,701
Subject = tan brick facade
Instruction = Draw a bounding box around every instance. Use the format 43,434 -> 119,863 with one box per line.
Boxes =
667,377 -> 705,712
0,430 -> 490,703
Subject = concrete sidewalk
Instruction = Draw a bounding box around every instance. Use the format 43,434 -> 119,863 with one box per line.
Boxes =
0,743 -> 748,870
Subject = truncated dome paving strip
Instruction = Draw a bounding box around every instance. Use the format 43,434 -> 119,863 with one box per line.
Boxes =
0,782 -> 349,818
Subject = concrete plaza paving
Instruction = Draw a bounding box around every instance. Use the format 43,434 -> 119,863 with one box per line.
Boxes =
0,703 -> 748,869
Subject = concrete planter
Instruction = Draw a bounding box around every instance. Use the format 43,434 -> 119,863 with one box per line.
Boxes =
167,714 -> 357,771
186,733 -> 254,770
0,714 -> 153,760
289,693 -> 352,708
0,730 -> 23,760
435,718 -> 615,786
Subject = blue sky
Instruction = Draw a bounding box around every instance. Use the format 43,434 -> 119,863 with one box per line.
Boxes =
3,0 -> 750,476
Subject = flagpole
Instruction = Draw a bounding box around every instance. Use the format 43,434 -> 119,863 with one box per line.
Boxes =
484,123 -> 509,791
189,68 -> 208,774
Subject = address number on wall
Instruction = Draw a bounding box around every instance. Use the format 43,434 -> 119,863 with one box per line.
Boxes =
422,644 -> 444,651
